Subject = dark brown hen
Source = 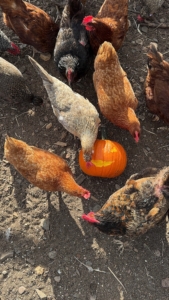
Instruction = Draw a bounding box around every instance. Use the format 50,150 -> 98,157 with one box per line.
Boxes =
82,167 -> 169,236
145,43 -> 169,124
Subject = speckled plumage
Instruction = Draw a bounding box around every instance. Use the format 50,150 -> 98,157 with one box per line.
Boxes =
82,167 -> 169,236
29,56 -> 100,162
0,57 -> 43,105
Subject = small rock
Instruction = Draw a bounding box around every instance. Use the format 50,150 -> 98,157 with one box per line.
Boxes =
159,18 -> 165,23
48,251 -> 57,259
46,123 -> 52,130
36,289 -> 47,300
115,184 -> 120,190
18,286 -> 26,294
40,218 -> 50,231
35,266 -> 44,276
141,26 -> 148,33
154,250 -> 160,257
40,53 -> 51,61
162,278 -> 169,287
55,141 -> 67,147
136,39 -> 143,45
139,77 -> 144,83
2,270 -> 8,277
54,276 -> 61,283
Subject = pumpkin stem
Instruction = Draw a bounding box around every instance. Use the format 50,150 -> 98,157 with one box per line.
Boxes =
101,125 -> 107,140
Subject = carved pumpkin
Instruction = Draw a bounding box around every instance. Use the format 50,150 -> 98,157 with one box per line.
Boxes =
79,139 -> 127,178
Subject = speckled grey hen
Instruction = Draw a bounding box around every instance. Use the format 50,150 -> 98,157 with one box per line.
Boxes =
0,29 -> 20,55
82,167 -> 169,236
28,56 -> 100,164
0,57 -> 43,106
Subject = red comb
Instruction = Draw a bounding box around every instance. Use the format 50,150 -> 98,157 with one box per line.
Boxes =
8,42 -> 20,55
82,212 -> 100,224
137,14 -> 144,23
86,161 -> 93,168
82,16 -> 93,25
134,131 -> 139,143
82,190 -> 91,200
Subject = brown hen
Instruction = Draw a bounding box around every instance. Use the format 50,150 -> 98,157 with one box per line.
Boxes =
93,41 -> 140,142
4,136 -> 90,199
145,43 -> 169,124
82,0 -> 129,54
0,0 -> 59,58
82,167 -> 169,236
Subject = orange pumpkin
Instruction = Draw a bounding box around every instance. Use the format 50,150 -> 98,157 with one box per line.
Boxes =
79,139 -> 127,178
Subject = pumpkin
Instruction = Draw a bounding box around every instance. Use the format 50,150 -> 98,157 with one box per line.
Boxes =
79,139 -> 127,178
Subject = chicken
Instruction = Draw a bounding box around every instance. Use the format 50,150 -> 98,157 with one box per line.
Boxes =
4,136 -> 90,199
145,43 -> 169,123
82,0 -> 129,54
139,0 -> 165,21
28,56 -> 100,163
0,57 -> 43,106
54,0 -> 91,86
0,29 -> 20,55
82,167 -> 169,236
93,42 -> 140,142
0,0 -> 59,60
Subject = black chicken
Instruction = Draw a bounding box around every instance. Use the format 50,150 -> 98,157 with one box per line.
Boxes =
54,0 -> 91,86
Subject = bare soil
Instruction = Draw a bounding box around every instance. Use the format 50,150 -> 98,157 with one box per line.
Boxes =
1,0 -> 169,299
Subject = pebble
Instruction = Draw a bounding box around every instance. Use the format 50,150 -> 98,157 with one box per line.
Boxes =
55,141 -> 67,147
18,286 -> 26,294
154,250 -> 161,257
2,270 -> 8,277
46,123 -> 52,130
40,218 -> 50,231
36,289 -> 47,300
160,18 -> 165,23
54,276 -> 61,283
35,266 -> 44,275
162,278 -> 169,287
48,251 -> 57,259
141,26 -> 148,33
135,39 -> 143,45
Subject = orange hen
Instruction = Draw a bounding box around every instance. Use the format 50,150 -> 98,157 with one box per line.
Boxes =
82,0 -> 129,54
93,41 -> 140,142
4,136 -> 90,199
0,0 -> 59,55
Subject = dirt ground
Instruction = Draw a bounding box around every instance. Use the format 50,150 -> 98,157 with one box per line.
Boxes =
1,0 -> 169,299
